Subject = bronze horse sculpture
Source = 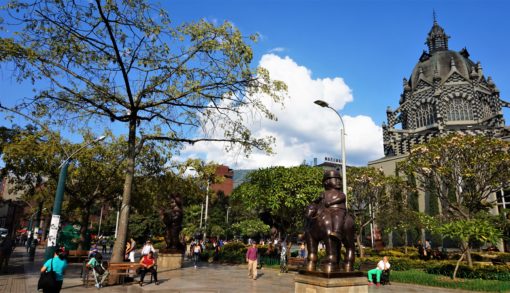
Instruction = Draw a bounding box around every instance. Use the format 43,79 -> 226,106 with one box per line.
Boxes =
304,170 -> 356,272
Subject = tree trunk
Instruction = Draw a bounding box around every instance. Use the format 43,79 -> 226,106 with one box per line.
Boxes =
453,250 -> 466,280
404,230 -> 409,255
462,241 -> 473,268
77,210 -> 90,251
357,232 -> 364,258
387,230 -> 393,248
111,119 -> 137,263
41,214 -> 50,243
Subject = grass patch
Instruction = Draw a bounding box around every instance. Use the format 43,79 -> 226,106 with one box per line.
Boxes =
392,269 -> 510,292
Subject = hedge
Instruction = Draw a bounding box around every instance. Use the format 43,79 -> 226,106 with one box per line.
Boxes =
426,264 -> 510,281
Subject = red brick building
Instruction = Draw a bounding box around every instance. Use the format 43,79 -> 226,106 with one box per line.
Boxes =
210,165 -> 234,196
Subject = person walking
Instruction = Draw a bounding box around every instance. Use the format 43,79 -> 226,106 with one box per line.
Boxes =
109,238 -> 114,254
0,237 -> 14,273
367,256 -> 391,287
299,242 -> 306,258
40,247 -> 68,293
279,240 -> 288,274
100,237 -> 107,255
139,251 -> 159,286
125,238 -> 136,262
246,242 -> 258,280
192,240 -> 201,269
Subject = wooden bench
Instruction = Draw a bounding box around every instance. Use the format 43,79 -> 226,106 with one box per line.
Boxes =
288,257 -> 305,271
107,262 -> 141,284
67,250 -> 89,263
107,262 -> 157,285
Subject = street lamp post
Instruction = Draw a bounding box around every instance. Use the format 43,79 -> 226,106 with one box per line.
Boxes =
44,135 -> 106,261
27,207 -> 46,258
203,179 -> 210,241
314,100 -> 348,208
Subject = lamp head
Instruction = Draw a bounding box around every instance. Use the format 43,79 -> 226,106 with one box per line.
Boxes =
94,135 -> 107,142
314,100 -> 329,108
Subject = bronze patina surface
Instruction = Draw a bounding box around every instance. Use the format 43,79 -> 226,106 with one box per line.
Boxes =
303,170 -> 356,273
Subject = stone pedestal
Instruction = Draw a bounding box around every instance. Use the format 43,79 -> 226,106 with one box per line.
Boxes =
157,253 -> 183,270
295,271 -> 367,293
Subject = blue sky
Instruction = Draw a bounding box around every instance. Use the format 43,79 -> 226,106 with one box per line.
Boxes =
2,0 -> 510,169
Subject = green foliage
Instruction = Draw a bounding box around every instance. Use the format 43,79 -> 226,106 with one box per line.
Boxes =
217,241 -> 247,263
231,219 -> 270,238
231,165 -> 323,234
389,258 -> 429,271
356,256 -> 430,271
426,264 -> 510,281
416,212 -> 503,248
347,166 -> 387,256
391,269 -> 510,292
128,212 -> 164,245
401,134 -> 510,220
1,0 -> 286,261
496,253 -> 510,263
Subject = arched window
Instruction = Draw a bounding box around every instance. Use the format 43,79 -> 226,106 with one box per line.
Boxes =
447,98 -> 473,121
481,102 -> 492,119
415,103 -> 436,128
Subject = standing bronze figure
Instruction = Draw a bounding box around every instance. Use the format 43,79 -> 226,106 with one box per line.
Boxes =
162,194 -> 184,252
304,170 -> 355,272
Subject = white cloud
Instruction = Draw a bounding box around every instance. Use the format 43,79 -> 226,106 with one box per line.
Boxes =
268,47 -> 286,53
178,54 -> 383,169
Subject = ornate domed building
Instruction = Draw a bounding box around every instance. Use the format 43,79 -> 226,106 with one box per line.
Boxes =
369,18 -> 510,251
383,18 -> 510,156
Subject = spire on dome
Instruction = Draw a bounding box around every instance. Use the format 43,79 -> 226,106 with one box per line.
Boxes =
426,12 -> 450,54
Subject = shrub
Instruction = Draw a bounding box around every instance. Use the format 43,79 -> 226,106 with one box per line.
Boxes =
217,241 -> 247,264
470,252 -> 489,262
426,264 -> 510,281
379,249 -> 405,258
496,253 -> 510,263
390,258 -> 429,271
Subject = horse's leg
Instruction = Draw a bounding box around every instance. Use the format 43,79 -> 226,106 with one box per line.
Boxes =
342,213 -> 356,272
305,231 -> 318,271
322,235 -> 340,273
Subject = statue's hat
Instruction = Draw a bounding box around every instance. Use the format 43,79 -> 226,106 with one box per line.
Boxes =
323,170 -> 341,181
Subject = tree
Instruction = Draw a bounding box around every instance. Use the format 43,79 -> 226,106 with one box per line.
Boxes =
1,0 -> 286,262
347,166 -> 387,258
231,166 -> 323,236
418,213 -> 502,279
401,133 -> 510,266
1,129 -> 167,250
377,175 -> 418,253
231,219 -> 270,239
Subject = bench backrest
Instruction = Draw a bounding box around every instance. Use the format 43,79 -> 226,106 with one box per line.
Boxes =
108,262 -> 141,269
68,250 -> 88,256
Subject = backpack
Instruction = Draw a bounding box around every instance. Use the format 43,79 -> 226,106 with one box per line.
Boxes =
94,263 -> 105,275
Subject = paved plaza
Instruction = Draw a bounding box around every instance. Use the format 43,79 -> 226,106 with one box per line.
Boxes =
0,246 -> 481,293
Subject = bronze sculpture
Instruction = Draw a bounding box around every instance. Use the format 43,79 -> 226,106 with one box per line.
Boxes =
304,170 -> 355,273
162,194 -> 184,252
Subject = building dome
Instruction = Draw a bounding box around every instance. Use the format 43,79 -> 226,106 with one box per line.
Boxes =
409,50 -> 477,91
382,18 -> 510,157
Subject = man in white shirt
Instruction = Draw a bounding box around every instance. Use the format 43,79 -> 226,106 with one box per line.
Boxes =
368,256 -> 390,287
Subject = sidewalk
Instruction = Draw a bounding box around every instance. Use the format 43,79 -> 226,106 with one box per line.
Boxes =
0,246 -> 481,293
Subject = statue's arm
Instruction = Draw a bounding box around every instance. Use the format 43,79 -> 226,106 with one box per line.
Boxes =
324,192 -> 346,207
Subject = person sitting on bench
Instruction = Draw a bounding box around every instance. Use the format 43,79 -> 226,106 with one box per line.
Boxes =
139,251 -> 158,286
86,252 -> 108,288
367,256 -> 390,287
